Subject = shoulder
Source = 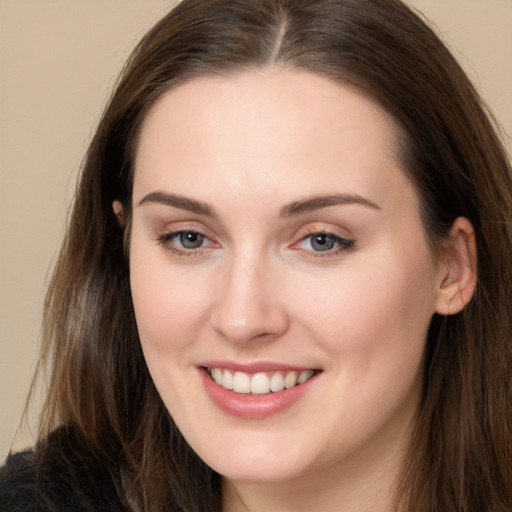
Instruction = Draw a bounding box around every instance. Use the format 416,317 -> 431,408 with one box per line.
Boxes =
0,449 -> 37,511
0,428 -> 129,512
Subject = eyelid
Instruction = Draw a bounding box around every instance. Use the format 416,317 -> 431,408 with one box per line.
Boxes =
156,219 -> 218,240
154,221 -> 355,258
155,223 -> 220,257
292,223 -> 352,242
290,224 -> 355,256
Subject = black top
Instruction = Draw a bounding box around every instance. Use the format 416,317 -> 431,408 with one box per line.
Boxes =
0,429 -> 129,512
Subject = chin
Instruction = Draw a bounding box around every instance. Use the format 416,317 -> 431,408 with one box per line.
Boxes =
212,457 -> 309,484
187,429 -> 319,484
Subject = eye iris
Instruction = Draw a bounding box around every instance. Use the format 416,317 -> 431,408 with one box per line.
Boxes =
311,234 -> 336,251
179,232 -> 204,249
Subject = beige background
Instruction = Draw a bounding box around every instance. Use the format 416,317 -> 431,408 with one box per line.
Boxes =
1,0 -> 511,461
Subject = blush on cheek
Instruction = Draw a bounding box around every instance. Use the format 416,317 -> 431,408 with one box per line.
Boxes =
131,270 -> 213,353
304,260 -> 433,360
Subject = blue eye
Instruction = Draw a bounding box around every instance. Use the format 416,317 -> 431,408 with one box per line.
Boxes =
297,232 -> 354,254
157,230 -> 211,254
310,233 -> 337,251
177,231 -> 206,249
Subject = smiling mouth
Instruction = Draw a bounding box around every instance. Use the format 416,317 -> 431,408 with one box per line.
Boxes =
205,367 -> 319,395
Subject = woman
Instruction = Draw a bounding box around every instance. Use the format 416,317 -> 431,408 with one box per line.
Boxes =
1,0 -> 511,510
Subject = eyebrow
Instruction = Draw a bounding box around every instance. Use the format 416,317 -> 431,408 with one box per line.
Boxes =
137,191 -> 380,218
279,194 -> 381,217
137,191 -> 217,217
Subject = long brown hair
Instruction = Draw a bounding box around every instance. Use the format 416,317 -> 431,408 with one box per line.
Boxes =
33,0 -> 512,510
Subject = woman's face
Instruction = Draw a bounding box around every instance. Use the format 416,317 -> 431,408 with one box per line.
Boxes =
129,69 -> 445,485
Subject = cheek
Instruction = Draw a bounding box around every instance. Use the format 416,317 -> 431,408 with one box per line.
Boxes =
296,244 -> 437,364
291,246 -> 436,443
129,250 -> 211,355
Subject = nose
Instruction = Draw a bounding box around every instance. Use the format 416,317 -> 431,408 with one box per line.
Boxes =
210,253 -> 289,345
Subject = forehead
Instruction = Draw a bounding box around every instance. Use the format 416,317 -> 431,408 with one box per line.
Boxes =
133,68 -> 413,212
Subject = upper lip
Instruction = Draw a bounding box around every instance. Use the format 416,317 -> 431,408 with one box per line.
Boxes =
200,360 -> 320,373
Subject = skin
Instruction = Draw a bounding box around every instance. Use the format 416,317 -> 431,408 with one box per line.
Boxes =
123,68 -> 476,512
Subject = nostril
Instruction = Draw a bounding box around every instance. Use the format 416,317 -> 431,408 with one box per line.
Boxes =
211,309 -> 287,344
210,274 -> 290,344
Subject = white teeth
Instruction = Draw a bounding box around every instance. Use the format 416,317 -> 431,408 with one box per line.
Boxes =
212,367 -> 223,385
298,369 -> 315,384
207,367 -> 316,395
269,372 -> 285,392
222,369 -> 234,390
232,371 -> 251,393
250,372 -> 270,394
284,371 -> 298,389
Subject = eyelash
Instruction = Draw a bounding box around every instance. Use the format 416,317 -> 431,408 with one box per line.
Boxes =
156,229 -> 355,258
156,230 -> 215,257
294,230 -> 355,258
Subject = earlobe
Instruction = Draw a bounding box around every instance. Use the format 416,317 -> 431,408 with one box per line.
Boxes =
113,200 -> 126,227
435,217 -> 477,316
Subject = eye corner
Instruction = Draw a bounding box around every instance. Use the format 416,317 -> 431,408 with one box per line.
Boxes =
290,229 -> 356,258
155,228 -> 220,258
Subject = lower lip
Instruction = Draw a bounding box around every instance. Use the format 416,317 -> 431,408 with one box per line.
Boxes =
199,368 -> 320,419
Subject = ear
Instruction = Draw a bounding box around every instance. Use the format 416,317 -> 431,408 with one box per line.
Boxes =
112,200 -> 126,227
435,217 -> 477,316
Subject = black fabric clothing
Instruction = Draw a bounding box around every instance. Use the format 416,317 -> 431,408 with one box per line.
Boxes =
0,429 -> 129,512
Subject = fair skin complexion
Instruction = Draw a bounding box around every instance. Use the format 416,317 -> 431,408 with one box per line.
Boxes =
116,68 -> 476,512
